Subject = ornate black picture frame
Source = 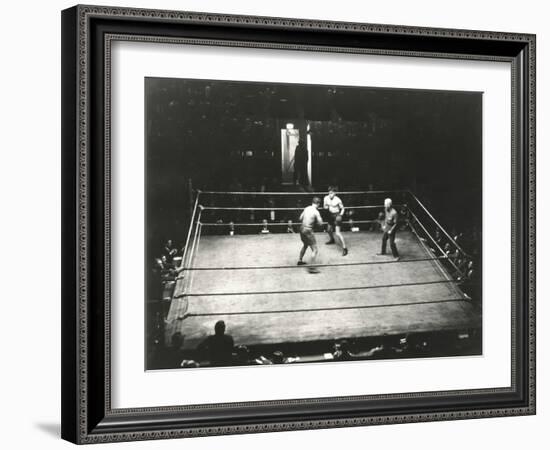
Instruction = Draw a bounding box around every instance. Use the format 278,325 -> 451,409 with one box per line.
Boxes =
61,4 -> 536,444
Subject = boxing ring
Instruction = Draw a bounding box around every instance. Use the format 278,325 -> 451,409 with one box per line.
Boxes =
165,190 -> 481,351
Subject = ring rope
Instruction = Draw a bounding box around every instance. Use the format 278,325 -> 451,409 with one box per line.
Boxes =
409,212 -> 446,258
408,211 -> 461,275
171,202 -> 201,321
188,222 -> 202,277
177,255 -> 448,272
199,219 -> 382,226
408,190 -> 470,258
187,212 -> 202,269
181,297 -> 468,318
178,193 -> 200,270
179,210 -> 202,302
174,278 -> 457,299
409,218 -> 461,285
199,189 -> 407,196
200,204 -> 405,211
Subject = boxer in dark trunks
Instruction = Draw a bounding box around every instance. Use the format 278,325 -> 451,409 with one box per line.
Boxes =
298,197 -> 323,273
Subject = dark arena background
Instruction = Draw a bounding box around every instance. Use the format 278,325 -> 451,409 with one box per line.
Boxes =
145,77 -> 483,370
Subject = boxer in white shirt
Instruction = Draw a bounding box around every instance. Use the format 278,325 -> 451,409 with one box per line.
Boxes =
323,187 -> 348,256
377,198 -> 399,259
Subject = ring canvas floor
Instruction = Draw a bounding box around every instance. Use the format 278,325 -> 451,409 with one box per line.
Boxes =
166,230 -> 480,349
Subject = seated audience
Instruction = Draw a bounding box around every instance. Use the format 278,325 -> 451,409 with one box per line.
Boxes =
271,350 -> 286,364
163,239 -> 178,262
434,229 -> 443,247
234,345 -> 252,365
196,320 -> 235,366
399,207 -> 408,230
332,340 -> 354,361
152,332 -> 186,369
286,220 -> 295,233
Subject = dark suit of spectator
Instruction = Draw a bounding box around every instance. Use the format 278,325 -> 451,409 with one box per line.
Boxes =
152,332 -> 186,369
197,320 -> 235,366
293,142 -> 308,186
163,239 -> 178,263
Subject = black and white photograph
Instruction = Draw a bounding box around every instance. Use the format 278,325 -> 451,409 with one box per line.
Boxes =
55,1 -> 536,445
145,77 -> 483,370
0,0 -> 543,446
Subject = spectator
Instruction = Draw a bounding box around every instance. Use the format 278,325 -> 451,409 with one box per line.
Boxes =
462,261 -> 481,300
453,258 -> 466,278
157,255 -> 172,279
408,334 -> 431,356
449,248 -> 460,263
271,350 -> 286,364
349,218 -> 359,232
158,255 -> 185,281
345,209 -> 355,231
293,139 -> 309,186
362,344 -> 384,358
459,261 -> 475,282
150,258 -> 164,290
163,239 -> 178,262
160,255 -> 182,280
286,220 -> 295,233
154,256 -> 164,271
399,207 -> 408,230
453,232 -> 465,251
196,320 -> 235,366
428,229 -> 442,254
215,218 -> 224,236
153,332 -> 186,369
266,197 -> 276,221
181,359 -> 200,368
234,345 -> 251,365
433,229 -> 444,250
333,340 -> 354,361
259,177 -> 268,193
253,355 -> 274,365
228,177 -> 244,220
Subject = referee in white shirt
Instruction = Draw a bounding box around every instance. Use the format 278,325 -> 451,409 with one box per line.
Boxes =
323,187 -> 348,256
